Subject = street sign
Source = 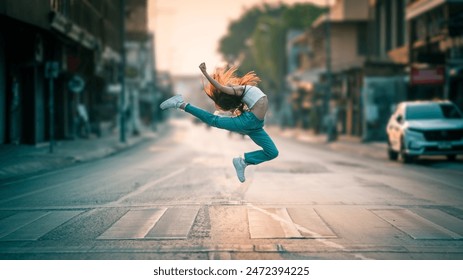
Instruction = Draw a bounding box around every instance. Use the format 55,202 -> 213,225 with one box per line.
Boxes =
107,83 -> 122,94
68,75 -> 85,93
410,66 -> 445,85
45,61 -> 59,79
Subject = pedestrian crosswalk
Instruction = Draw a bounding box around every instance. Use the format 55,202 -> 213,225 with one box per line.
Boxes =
98,207 -> 200,240
247,207 -> 337,239
98,208 -> 168,239
144,207 -> 200,239
372,209 -> 463,240
0,211 -> 83,241
0,206 -> 462,242
248,207 -> 302,239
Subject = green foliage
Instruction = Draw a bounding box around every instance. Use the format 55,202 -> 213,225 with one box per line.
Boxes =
218,4 -> 285,59
249,16 -> 285,91
282,3 -> 326,29
218,2 -> 325,103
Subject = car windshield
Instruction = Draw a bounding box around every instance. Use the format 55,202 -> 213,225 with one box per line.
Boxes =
405,103 -> 463,120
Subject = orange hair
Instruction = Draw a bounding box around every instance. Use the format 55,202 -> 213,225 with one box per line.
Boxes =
203,66 -> 261,99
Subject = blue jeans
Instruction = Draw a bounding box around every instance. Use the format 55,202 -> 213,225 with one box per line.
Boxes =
185,104 -> 279,165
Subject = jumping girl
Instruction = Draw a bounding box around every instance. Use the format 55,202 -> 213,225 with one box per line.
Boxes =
160,62 -> 279,183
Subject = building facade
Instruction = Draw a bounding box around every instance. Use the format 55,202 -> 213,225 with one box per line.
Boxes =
0,0 -> 123,145
125,0 -> 157,135
406,0 -> 463,110
0,0 -> 157,145
294,0 -> 370,137
287,0 -> 412,141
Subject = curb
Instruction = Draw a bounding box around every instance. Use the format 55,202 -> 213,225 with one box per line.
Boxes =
0,125 -> 169,184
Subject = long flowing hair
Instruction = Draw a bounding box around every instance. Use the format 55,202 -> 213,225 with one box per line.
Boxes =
203,66 -> 261,113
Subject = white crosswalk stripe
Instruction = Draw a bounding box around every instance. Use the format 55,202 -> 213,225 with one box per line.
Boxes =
98,207 -> 200,240
372,209 -> 463,240
247,206 -> 337,239
1,206 -> 462,244
98,208 -> 167,239
0,211 -> 82,240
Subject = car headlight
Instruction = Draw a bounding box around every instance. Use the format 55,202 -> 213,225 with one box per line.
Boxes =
405,128 -> 425,149
405,128 -> 425,140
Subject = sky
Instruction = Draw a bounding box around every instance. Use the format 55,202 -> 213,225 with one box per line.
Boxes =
148,0 -> 331,76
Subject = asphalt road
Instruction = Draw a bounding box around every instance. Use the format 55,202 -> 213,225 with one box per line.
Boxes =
1,118 -> 463,260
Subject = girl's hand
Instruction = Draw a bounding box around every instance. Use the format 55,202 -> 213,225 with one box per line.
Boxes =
199,62 -> 207,73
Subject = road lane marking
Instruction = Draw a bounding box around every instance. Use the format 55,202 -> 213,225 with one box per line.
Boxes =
146,207 -> 200,239
97,207 -> 199,240
248,208 -> 301,238
413,208 -> 463,236
372,209 -> 463,240
0,211 -> 50,238
98,208 -> 167,239
1,211 -> 82,241
0,184 -> 71,204
247,207 -> 337,239
247,204 -> 372,260
287,208 -> 337,238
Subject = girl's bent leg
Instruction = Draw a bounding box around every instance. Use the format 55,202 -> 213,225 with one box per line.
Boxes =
245,129 -> 279,165
185,104 -> 278,165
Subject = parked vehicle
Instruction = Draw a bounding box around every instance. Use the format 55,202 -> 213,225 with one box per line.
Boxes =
386,100 -> 463,163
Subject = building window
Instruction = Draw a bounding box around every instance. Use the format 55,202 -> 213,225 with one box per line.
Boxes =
428,8 -> 444,38
414,15 -> 427,42
379,1 -> 387,56
397,0 -> 405,46
50,0 -> 69,16
357,24 -> 368,56
50,0 -> 59,11
385,0 -> 392,51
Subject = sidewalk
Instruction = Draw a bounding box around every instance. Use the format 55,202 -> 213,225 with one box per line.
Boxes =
268,126 -> 388,160
0,124 -> 169,184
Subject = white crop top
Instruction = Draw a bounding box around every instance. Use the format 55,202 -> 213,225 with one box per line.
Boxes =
241,86 -> 266,109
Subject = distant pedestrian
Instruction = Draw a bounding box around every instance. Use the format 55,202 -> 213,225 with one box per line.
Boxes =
160,62 -> 279,183
76,103 -> 91,138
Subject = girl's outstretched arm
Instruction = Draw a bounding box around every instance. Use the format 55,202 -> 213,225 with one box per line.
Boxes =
199,62 -> 244,97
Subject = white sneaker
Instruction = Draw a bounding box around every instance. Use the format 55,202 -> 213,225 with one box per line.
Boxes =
160,95 -> 184,110
233,157 -> 247,183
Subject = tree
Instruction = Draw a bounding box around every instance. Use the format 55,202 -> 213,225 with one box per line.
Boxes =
282,3 -> 325,29
218,4 -> 284,62
218,2 -> 325,107
249,16 -> 286,103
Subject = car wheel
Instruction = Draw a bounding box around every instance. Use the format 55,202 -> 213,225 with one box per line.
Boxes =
447,155 -> 457,161
387,141 -> 398,161
400,138 -> 415,164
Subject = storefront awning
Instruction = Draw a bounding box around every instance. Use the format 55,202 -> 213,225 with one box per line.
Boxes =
406,0 -> 446,20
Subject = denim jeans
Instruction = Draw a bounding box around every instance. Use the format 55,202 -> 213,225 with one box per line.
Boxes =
185,104 -> 279,165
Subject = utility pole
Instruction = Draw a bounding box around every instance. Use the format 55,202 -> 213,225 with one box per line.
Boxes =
324,0 -> 335,142
45,61 -> 59,153
119,0 -> 126,143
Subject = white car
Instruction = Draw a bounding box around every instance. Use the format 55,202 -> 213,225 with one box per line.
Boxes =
386,100 -> 463,163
